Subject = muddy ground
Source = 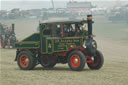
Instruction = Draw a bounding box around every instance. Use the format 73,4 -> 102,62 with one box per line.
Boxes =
0,16 -> 128,85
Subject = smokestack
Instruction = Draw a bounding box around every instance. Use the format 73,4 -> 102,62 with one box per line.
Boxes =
12,24 -> 15,33
87,15 -> 93,38
51,0 -> 54,10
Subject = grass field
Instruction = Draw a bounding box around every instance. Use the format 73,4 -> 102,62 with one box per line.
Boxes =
0,16 -> 128,85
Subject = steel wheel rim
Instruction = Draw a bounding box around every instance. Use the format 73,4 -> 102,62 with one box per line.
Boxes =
90,56 -> 99,67
20,55 -> 30,67
70,55 -> 80,67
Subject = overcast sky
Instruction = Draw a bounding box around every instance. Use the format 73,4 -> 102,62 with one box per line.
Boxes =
0,0 -> 128,1
0,0 -> 128,10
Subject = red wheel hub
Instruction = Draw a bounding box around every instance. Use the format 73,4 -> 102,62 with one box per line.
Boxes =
92,56 -> 100,67
87,56 -> 99,67
20,55 -> 30,67
70,55 -> 80,67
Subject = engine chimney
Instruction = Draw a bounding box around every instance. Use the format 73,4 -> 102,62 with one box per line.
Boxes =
12,24 -> 15,33
87,15 -> 93,38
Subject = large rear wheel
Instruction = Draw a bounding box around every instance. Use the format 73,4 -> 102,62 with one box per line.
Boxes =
68,50 -> 86,71
87,50 -> 104,70
17,50 -> 36,70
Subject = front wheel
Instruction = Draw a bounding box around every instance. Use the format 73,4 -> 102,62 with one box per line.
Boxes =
87,50 -> 104,70
68,50 -> 86,71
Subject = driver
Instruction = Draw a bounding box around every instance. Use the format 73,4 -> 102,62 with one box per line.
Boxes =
81,22 -> 87,36
82,23 -> 86,31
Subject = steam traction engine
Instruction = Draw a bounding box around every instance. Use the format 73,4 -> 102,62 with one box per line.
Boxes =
15,15 -> 104,71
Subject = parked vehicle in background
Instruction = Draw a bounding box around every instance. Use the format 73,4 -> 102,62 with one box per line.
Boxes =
0,23 -> 17,48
